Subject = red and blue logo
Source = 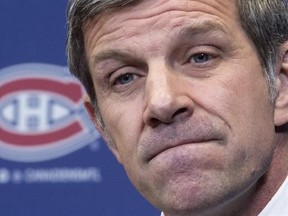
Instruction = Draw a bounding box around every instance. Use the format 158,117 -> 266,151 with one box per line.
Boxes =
0,63 -> 100,162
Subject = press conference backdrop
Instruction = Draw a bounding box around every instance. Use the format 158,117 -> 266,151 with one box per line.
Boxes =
0,1 -> 159,216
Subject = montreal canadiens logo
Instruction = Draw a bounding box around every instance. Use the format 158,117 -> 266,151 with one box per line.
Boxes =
0,63 -> 100,162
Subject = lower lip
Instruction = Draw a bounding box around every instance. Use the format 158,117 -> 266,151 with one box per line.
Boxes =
149,141 -> 219,165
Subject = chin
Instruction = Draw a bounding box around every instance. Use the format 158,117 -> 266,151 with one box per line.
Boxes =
151,174 -> 233,216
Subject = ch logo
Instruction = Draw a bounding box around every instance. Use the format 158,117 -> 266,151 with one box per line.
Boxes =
0,63 -> 100,162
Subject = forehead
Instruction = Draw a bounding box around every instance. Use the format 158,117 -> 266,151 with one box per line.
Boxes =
83,0 -> 239,56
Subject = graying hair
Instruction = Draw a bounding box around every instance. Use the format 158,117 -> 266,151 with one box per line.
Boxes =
67,0 -> 288,104
237,0 -> 288,102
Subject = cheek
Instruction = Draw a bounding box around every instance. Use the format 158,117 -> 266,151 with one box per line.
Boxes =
199,60 -> 273,128
213,70 -> 275,171
192,61 -> 275,159
99,97 -> 144,162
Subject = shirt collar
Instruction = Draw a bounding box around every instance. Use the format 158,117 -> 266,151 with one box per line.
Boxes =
258,175 -> 288,216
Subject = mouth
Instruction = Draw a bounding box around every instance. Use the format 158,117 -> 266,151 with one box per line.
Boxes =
141,118 -> 227,164
147,138 -> 221,163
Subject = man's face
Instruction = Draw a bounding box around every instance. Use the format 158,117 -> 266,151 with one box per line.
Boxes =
84,0 -> 277,214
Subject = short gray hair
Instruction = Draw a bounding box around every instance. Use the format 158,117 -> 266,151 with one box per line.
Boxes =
237,0 -> 288,102
67,0 -> 288,104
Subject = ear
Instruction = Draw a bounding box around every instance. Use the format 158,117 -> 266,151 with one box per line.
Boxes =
274,42 -> 288,126
83,95 -> 123,163
83,95 -> 104,134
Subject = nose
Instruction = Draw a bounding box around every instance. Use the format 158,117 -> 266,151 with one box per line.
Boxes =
143,63 -> 194,127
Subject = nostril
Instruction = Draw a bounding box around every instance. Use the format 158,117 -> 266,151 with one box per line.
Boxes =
150,117 -> 162,127
172,107 -> 187,117
150,108 -> 189,127
171,107 -> 188,119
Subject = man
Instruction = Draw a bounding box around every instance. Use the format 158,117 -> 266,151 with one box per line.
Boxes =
66,0 -> 288,215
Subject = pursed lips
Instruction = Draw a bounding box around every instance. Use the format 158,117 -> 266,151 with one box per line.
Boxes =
137,113 -> 230,164
146,136 -> 222,162
139,121 -> 226,163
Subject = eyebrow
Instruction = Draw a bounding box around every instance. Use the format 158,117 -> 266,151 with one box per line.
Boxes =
177,21 -> 229,42
93,50 -> 134,67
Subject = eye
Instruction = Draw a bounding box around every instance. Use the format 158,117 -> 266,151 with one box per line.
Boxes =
114,73 -> 136,85
190,53 -> 211,64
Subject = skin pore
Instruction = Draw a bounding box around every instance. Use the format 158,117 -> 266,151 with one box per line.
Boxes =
82,0 -> 288,215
